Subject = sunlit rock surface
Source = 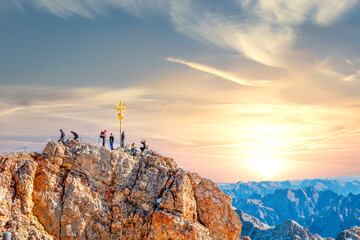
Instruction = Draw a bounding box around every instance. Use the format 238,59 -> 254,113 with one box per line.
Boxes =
0,141 -> 241,239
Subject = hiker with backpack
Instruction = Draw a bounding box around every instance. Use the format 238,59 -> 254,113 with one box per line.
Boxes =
100,130 -> 107,147
109,133 -> 114,150
58,129 -> 65,144
121,131 -> 125,148
71,131 -> 79,141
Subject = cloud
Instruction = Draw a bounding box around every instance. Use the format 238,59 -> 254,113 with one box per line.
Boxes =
170,0 -> 358,67
3,0 -> 358,68
316,56 -> 360,83
0,84 -> 218,150
0,85 -> 150,118
169,0 -> 293,67
279,129 -> 360,155
342,70 -> 360,82
167,57 -> 271,87
5,0 -> 167,19
314,0 -> 358,25
239,0 -> 358,26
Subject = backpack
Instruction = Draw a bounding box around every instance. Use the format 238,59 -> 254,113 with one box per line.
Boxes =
100,131 -> 105,138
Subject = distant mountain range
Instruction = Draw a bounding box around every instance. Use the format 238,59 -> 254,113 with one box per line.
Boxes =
219,176 -> 360,201
218,177 -> 360,238
235,187 -> 360,238
237,209 -> 331,240
237,209 -> 359,240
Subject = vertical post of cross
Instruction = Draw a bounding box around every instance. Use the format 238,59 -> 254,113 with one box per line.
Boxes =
115,101 -> 127,148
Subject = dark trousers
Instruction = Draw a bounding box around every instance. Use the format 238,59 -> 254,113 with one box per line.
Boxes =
102,138 -> 105,146
131,149 -> 137,156
58,137 -> 64,144
121,139 -> 124,148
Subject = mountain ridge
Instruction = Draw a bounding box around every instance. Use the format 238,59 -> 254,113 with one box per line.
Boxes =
236,186 -> 360,238
219,177 -> 360,201
237,209 -> 360,240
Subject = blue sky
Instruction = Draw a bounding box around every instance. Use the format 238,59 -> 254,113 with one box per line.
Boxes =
1,0 -> 360,182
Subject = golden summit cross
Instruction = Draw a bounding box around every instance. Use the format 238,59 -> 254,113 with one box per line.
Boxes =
115,101 -> 127,119
115,101 -> 127,147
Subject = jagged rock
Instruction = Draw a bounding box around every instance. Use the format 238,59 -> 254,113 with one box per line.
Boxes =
234,187 -> 360,238
236,209 -> 272,238
236,209 -> 334,240
14,159 -> 38,214
0,141 -> 242,239
189,173 -> 241,240
336,226 -> 360,240
0,153 -> 53,239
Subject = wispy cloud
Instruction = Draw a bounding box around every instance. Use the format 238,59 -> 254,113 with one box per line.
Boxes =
6,0 -> 167,19
342,70 -> 360,82
316,56 -> 360,83
279,129 -> 360,155
167,57 -> 271,87
239,0 -> 358,26
169,1 -> 293,67
4,0 -> 358,68
170,0 -> 358,67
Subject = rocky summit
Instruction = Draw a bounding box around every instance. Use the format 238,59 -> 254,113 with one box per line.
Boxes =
0,141 -> 242,240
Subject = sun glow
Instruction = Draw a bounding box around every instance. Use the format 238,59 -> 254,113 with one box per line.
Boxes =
241,123 -> 290,178
250,155 -> 285,178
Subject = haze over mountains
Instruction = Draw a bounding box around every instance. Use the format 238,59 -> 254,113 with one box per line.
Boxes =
237,187 -> 359,238
219,177 -> 360,238
219,177 -> 360,200
237,209 -> 331,240
237,209 -> 360,240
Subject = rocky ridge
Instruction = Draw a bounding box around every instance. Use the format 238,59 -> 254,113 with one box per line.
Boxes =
0,141 -> 242,239
235,187 -> 360,238
236,209 -> 333,240
335,226 -> 360,240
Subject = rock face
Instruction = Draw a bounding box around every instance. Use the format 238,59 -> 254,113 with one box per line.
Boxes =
236,209 -> 272,238
236,209 -> 333,240
335,226 -> 360,240
0,141 -> 241,239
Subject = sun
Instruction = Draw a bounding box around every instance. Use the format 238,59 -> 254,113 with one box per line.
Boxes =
250,155 -> 284,178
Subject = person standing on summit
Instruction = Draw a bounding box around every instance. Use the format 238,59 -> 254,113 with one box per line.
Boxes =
140,139 -> 146,155
71,131 -> 79,141
121,131 -> 125,148
100,130 -> 107,147
58,129 -> 65,144
109,133 -> 114,150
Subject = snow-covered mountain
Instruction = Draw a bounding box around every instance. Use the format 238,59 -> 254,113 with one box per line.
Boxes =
236,187 -> 360,238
